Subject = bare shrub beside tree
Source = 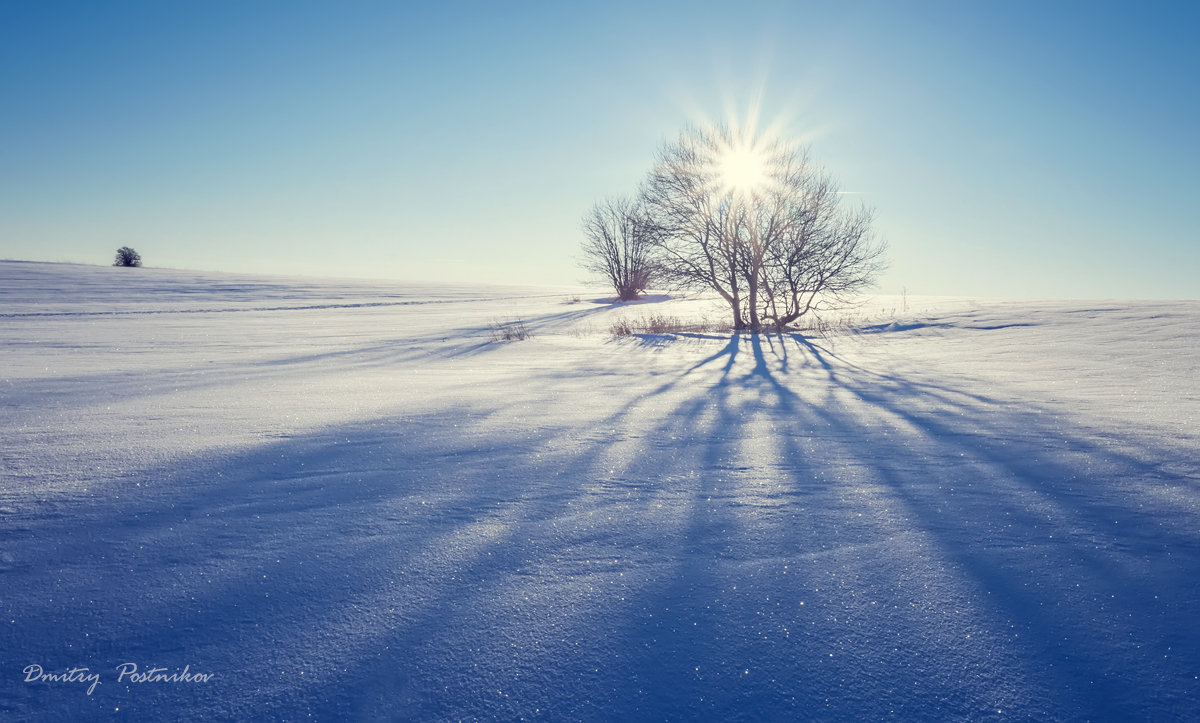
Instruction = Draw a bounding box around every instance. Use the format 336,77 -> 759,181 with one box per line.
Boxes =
113,246 -> 142,267
635,124 -> 885,331
579,196 -> 656,301
609,313 -> 729,337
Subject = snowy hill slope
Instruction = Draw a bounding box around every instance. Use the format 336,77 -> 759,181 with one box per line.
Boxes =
2,261 -> 1198,719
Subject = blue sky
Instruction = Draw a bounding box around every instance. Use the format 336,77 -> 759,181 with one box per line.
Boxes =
1,1 -> 1196,297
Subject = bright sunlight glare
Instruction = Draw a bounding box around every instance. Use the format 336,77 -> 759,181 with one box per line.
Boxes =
710,132 -> 775,200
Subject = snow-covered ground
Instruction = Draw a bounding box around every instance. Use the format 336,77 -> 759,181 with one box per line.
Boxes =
2,260 -> 1198,720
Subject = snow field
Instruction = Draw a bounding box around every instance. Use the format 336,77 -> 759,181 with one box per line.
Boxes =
2,261 -> 1198,720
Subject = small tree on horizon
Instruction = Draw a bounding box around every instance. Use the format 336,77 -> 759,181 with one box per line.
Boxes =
113,246 -> 142,267
579,196 -> 656,302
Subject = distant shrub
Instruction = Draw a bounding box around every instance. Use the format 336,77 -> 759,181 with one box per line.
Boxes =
489,318 -> 531,342
113,247 -> 142,267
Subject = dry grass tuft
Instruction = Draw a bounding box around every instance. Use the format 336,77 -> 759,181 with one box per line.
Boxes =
489,318 -> 532,342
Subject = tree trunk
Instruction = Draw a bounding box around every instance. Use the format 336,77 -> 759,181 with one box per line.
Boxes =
747,276 -> 760,332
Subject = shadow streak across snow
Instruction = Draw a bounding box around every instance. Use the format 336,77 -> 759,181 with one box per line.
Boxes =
3,333 -> 1199,720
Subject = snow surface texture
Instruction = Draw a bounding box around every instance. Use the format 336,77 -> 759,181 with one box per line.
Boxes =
2,261 -> 1199,720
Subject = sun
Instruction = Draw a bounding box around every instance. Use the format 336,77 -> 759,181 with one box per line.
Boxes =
709,131 -> 775,200
717,145 -> 770,197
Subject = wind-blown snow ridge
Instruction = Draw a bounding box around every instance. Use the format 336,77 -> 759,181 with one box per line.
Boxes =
1,261 -> 1198,720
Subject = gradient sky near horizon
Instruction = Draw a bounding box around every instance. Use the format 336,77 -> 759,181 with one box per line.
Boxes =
2,1 -> 1196,298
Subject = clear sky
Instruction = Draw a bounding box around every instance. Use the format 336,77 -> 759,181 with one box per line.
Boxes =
1,1 -> 1196,297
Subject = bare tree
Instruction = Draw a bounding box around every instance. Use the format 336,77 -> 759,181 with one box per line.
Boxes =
579,196 -> 655,301
641,124 -> 886,331
113,246 -> 142,267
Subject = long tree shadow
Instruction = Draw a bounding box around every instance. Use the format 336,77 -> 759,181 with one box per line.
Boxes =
2,401 -> 620,718
511,330 -> 1200,719
726,332 -> 1200,717
4,331 -> 1199,720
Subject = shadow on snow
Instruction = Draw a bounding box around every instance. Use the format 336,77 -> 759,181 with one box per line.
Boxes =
3,333 -> 1199,720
